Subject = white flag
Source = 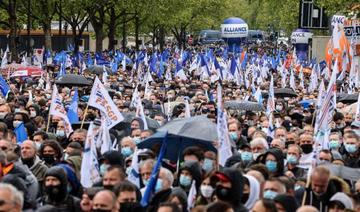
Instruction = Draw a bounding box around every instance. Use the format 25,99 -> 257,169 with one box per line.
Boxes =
81,122 -> 102,188
100,114 -> 113,155
355,93 -> 360,122
49,85 -> 73,137
136,97 -> 149,130
290,69 -> 296,90
127,148 -> 140,188
187,180 -> 197,211
217,84 -> 233,166
1,46 -> 9,68
102,65 -> 108,84
88,77 -> 124,129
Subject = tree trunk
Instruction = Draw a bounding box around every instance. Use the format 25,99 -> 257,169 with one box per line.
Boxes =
122,11 -> 126,52
159,25 -> 165,51
107,7 -> 116,51
134,12 -> 139,51
9,0 -> 18,62
95,29 -> 104,52
43,22 -> 52,51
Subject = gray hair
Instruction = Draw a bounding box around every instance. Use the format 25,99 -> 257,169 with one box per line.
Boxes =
0,183 -> 24,208
250,137 -> 269,150
160,167 -> 174,186
139,159 -> 155,170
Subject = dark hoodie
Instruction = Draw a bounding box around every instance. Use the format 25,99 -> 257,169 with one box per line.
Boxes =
38,166 -> 81,212
178,161 -> 202,192
214,168 -> 248,212
260,148 -> 284,177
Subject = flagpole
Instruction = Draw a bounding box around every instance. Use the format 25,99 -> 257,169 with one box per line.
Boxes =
46,115 -> 51,133
81,104 -> 89,129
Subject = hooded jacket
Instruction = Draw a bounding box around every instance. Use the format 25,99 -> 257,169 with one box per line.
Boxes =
218,168 -> 248,212
300,177 -> 338,212
38,166 -> 81,212
179,161 -> 202,192
260,148 -> 284,177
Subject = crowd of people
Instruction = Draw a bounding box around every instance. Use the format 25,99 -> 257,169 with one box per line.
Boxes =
0,40 -> 359,212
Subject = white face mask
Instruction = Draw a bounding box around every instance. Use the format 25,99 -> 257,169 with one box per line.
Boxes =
13,121 -> 22,128
253,152 -> 262,160
0,112 -> 7,119
30,111 -> 37,118
200,185 -> 214,198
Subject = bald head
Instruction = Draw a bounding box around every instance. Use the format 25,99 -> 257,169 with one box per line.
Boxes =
92,190 -> 118,212
296,206 -> 319,212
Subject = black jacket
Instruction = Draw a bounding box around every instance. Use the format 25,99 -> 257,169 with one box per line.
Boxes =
220,168 -> 249,212
300,179 -> 337,212
260,148 -> 284,177
179,161 -> 202,192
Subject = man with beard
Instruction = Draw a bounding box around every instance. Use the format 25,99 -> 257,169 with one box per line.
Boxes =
38,166 -> 81,211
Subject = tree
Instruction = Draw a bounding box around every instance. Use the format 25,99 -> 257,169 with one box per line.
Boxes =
56,0 -> 91,53
87,2 -> 109,52
315,0 -> 359,17
0,0 -> 19,61
18,0 -> 57,51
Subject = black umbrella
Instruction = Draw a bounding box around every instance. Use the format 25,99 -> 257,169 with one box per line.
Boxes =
55,74 -> 92,86
86,65 -> 112,75
338,93 -> 359,104
262,88 -> 298,98
224,100 -> 264,111
115,112 -> 160,131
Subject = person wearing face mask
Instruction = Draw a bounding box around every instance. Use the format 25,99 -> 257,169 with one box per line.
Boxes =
285,144 -> 307,179
210,167 -> 248,212
238,144 -> 253,168
39,140 -> 63,167
300,166 -> 337,212
38,166 -> 81,211
298,133 -> 314,169
250,137 -> 269,161
202,151 -> 216,174
342,132 -> 360,168
260,148 -> 284,178
196,175 -> 215,206
0,103 -> 13,129
55,120 -> 69,149
20,140 -> 48,189
328,132 -> 343,154
131,128 -> 142,145
262,178 -> 287,200
242,175 -> 260,210
120,137 -> 136,158
27,104 -> 40,119
178,161 -> 202,194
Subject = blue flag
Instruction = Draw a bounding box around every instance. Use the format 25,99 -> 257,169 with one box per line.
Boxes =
0,75 -> 10,97
67,88 -> 79,124
140,132 -> 168,207
15,122 -> 28,144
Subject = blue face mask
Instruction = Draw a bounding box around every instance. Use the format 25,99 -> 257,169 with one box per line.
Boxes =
265,160 -> 277,173
133,137 -> 141,145
345,144 -> 358,154
179,174 -> 192,187
329,140 -> 340,149
229,132 -> 238,142
121,147 -> 133,157
286,155 -> 298,165
263,190 -> 278,199
155,179 -> 162,192
241,151 -> 253,162
202,158 -> 214,172
100,163 -> 110,176
56,129 -> 66,137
